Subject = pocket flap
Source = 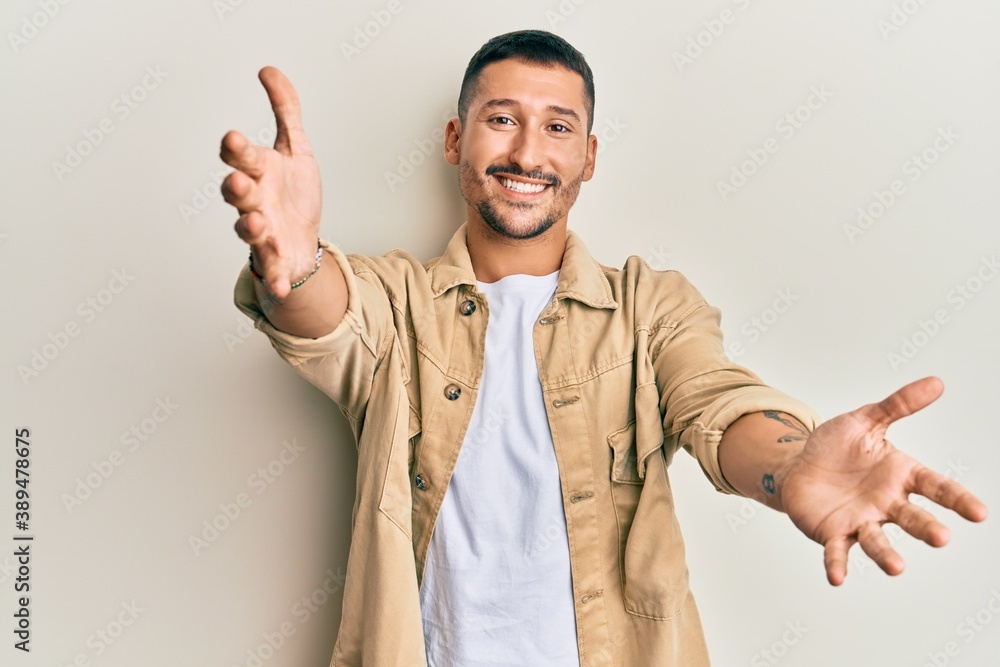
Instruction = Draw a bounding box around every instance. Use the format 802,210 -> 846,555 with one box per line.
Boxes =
608,420 -> 642,484
634,382 -> 664,480
609,382 -> 666,483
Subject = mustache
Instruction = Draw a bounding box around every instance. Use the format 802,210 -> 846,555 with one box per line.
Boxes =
485,164 -> 560,187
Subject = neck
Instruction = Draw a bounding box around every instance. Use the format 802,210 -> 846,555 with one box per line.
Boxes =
466,216 -> 566,283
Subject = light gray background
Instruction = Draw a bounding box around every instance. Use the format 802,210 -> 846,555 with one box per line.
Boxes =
3,1 -> 999,666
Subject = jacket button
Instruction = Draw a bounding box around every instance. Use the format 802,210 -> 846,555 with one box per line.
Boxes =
444,384 -> 461,400
415,474 -> 427,490
459,300 -> 477,316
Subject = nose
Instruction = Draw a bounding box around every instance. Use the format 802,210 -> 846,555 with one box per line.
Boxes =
508,126 -> 544,175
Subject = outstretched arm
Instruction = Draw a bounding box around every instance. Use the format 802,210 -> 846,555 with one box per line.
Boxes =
717,409 -> 811,513
717,376 -> 988,586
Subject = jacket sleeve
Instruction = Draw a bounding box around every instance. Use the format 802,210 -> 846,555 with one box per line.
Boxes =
233,238 -> 395,432
648,275 -> 821,496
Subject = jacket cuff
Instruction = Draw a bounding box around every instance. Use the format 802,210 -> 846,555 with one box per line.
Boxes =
683,386 -> 822,495
232,238 -> 377,361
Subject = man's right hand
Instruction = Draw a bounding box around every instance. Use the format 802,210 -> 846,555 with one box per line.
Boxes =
221,66 -> 323,301
221,67 -> 347,339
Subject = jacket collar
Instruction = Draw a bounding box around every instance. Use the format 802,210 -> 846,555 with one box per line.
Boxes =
428,222 -> 619,310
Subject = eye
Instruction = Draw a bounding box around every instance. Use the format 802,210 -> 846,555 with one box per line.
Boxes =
549,123 -> 570,133
489,116 -> 515,126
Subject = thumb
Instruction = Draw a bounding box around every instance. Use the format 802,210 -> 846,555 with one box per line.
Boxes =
861,376 -> 944,429
258,66 -> 313,156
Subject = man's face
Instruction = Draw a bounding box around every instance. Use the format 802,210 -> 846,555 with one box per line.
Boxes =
445,58 -> 597,240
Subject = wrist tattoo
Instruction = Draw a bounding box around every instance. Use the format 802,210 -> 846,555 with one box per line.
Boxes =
763,410 -> 808,443
762,473 -> 776,495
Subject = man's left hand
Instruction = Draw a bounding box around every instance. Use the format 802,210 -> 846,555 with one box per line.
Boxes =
776,376 -> 988,585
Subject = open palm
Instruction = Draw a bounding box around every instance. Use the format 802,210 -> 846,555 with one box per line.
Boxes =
777,376 -> 987,585
220,66 -> 322,299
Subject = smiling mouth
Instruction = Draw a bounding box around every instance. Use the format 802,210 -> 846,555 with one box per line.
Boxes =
494,175 -> 552,195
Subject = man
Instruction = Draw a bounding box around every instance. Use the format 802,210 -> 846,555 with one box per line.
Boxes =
222,29 -> 987,667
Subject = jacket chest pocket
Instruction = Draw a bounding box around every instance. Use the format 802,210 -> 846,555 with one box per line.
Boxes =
607,382 -> 689,620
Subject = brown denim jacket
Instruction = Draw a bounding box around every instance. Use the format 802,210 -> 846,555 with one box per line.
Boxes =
234,222 -> 820,666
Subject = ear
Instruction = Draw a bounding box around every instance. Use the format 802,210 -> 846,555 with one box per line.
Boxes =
444,117 -> 461,166
582,132 -> 597,181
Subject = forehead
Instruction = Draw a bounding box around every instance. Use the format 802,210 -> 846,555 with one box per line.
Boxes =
470,58 -> 586,112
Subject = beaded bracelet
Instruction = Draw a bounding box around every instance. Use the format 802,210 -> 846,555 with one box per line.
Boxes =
248,240 -> 323,290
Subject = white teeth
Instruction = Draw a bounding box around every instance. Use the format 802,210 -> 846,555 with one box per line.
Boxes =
499,177 -> 548,194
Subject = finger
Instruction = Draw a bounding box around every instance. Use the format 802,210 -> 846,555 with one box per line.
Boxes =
258,66 -> 312,156
234,210 -> 270,247
221,170 -> 263,214
861,376 -> 944,428
220,130 -> 265,178
235,219 -> 291,301
858,521 -> 904,576
911,466 -> 989,523
823,535 -> 856,586
269,274 -> 291,301
889,499 -> 949,547
258,252 -> 291,300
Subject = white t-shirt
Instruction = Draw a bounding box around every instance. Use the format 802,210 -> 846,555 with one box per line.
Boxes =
420,269 -> 580,666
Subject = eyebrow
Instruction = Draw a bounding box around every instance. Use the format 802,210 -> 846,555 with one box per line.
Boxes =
480,98 -> 582,124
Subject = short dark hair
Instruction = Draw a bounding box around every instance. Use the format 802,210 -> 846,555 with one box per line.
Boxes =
458,29 -> 595,135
